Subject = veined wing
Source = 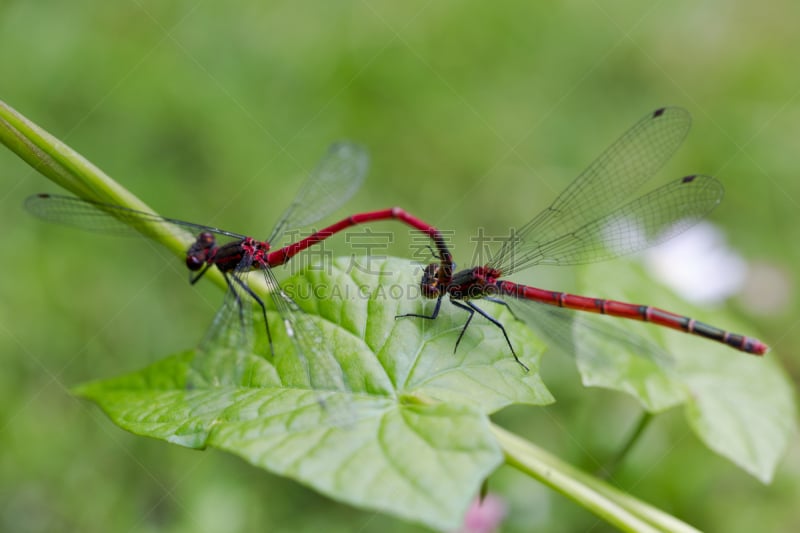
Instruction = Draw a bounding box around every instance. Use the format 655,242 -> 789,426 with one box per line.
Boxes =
496,175 -> 723,273
491,107 -> 692,273
499,296 -> 685,411
25,193 -> 247,243
267,142 -> 369,244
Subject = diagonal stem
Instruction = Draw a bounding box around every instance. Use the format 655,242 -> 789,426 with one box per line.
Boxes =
0,98 -> 232,294
493,423 -> 700,533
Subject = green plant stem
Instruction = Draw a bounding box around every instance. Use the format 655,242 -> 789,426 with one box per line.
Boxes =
598,412 -> 653,479
493,423 -> 700,533
0,98 -> 230,294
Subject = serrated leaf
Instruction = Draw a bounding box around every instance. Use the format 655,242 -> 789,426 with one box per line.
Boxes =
74,257 -> 553,530
575,261 -> 796,481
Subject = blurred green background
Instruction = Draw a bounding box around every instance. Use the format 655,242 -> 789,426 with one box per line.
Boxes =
1,1 -> 798,531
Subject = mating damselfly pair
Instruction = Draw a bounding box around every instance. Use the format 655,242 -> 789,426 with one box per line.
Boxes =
27,107 -> 767,399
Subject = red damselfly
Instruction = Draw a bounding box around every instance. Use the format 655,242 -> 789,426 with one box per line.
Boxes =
400,108 -> 768,371
27,142 -> 452,391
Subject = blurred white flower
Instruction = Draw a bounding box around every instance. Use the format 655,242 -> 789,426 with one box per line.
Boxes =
644,221 -> 747,305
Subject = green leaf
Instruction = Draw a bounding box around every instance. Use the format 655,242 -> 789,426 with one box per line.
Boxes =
572,311 -> 688,412
574,261 -> 797,482
74,257 -> 552,530
680,346 -> 796,483
5,95 -> 769,528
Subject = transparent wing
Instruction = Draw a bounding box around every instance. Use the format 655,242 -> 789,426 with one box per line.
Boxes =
491,107 -> 692,272
260,266 -> 355,425
501,296 -> 675,369
268,142 -> 369,244
496,175 -> 723,272
259,267 -> 348,390
189,260 -> 354,422
188,257 -> 264,389
186,267 -> 359,437
498,296 -> 687,411
25,193 -> 247,242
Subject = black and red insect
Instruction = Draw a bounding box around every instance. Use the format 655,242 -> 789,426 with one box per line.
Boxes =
27,142 -> 451,390
400,108 -> 768,370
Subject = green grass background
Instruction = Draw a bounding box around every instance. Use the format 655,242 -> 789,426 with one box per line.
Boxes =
1,1 -> 798,531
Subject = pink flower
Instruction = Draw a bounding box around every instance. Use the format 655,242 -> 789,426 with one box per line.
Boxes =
455,494 -> 507,533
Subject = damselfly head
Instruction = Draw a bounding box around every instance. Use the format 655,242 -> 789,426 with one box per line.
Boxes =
186,231 -> 217,271
419,263 -> 441,298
